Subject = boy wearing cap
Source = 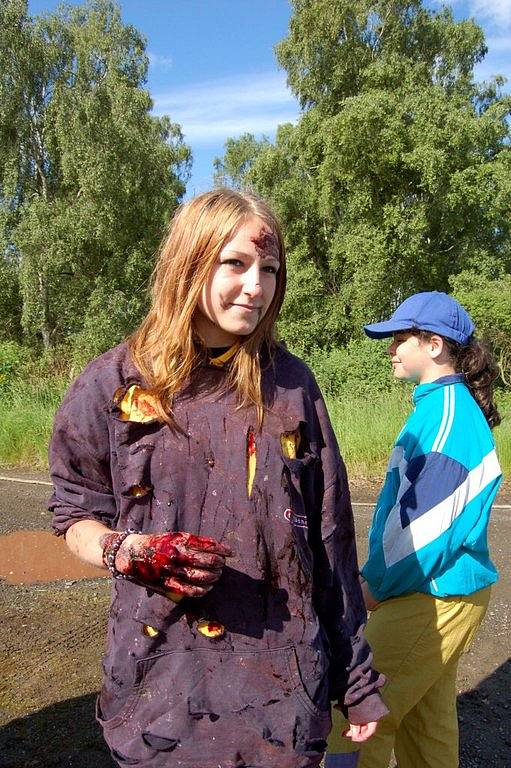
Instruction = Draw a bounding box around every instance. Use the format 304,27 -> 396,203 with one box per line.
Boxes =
327,292 -> 502,768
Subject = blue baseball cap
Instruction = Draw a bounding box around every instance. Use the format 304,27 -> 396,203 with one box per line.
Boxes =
363,291 -> 475,346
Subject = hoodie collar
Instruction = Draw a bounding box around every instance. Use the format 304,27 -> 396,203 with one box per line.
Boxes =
208,342 -> 240,368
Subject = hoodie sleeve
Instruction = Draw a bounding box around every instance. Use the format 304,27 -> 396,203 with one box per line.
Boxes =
309,386 -> 388,724
49,360 -> 118,536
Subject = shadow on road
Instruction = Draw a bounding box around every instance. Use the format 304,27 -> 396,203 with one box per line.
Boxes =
0,693 -> 116,768
1,662 -> 510,768
458,658 -> 511,768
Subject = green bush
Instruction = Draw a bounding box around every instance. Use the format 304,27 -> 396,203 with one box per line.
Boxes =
70,280 -> 141,370
0,341 -> 31,387
305,337 -> 394,397
327,390 -> 411,477
451,272 -> 511,388
494,390 -> 511,475
0,377 -> 66,468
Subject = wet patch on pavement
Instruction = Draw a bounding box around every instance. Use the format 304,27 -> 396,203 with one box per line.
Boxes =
0,530 -> 106,584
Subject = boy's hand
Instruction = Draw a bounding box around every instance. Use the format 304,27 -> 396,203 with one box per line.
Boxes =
360,576 -> 380,612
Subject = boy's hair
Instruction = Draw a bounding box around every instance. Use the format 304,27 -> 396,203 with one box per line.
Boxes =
414,330 -> 501,429
128,188 -> 287,427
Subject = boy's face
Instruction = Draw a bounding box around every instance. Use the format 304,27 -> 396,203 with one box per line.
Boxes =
387,332 -> 433,384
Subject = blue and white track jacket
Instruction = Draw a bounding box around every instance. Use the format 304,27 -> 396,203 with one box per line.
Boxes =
362,374 -> 502,601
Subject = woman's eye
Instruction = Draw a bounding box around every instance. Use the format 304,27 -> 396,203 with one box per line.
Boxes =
221,259 -> 243,268
263,264 -> 278,274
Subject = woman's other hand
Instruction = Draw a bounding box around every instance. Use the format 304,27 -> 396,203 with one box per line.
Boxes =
342,721 -> 378,743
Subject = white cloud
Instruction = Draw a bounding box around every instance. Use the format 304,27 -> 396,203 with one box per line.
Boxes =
172,114 -> 299,143
475,35 -> 511,86
467,0 -> 511,28
442,0 -> 511,28
148,51 -> 173,71
484,34 -> 511,52
152,72 -> 299,145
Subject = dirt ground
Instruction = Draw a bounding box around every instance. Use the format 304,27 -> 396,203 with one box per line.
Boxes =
0,471 -> 509,768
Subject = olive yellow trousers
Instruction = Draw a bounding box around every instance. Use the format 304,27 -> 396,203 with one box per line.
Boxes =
327,587 -> 490,768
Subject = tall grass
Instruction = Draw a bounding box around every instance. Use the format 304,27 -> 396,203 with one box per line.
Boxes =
328,388 -> 511,479
0,376 -> 508,478
0,378 -> 67,468
493,392 -> 511,476
327,390 -> 411,478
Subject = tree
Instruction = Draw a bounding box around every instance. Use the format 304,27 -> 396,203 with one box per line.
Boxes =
217,0 -> 511,355
0,0 -> 190,350
213,133 -> 269,189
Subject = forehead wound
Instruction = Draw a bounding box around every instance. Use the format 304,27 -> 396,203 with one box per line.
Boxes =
250,229 -> 279,258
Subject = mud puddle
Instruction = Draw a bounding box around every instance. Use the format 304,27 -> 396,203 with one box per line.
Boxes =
0,530 -> 107,584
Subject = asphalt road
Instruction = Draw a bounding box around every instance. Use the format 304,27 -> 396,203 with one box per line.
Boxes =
0,471 -> 509,768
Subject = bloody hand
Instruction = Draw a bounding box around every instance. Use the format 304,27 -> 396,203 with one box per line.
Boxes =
115,531 -> 232,597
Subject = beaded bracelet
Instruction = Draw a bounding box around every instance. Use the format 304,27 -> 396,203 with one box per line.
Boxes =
102,528 -> 141,579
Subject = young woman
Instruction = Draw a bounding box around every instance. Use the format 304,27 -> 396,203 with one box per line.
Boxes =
49,189 -> 386,768
327,291 -> 503,768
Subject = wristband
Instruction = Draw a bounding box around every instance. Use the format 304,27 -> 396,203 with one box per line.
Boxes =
102,528 -> 141,579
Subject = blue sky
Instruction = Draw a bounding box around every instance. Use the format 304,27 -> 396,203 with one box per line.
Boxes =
28,0 -> 510,196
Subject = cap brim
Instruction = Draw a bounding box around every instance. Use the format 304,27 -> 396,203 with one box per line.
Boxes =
363,319 -> 414,339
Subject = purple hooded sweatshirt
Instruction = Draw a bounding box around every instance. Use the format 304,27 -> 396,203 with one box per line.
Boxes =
49,343 -> 386,768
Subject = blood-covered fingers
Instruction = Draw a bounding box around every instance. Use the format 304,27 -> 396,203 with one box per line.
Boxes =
172,549 -> 228,570
171,565 -> 223,584
178,532 -> 233,557
162,575 -> 212,597
114,531 -> 231,593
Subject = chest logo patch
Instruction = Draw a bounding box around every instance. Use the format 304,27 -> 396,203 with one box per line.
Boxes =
284,508 -> 308,529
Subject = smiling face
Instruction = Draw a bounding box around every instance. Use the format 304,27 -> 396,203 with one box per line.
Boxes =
194,216 -> 280,347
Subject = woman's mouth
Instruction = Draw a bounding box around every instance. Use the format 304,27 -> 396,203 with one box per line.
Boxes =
232,304 -> 262,312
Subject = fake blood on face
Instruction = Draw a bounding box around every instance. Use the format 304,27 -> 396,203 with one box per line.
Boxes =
250,230 -> 279,261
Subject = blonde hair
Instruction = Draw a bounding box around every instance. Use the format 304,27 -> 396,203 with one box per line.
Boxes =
128,188 -> 287,427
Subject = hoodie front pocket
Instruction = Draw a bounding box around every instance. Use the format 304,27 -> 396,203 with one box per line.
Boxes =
98,646 -> 330,764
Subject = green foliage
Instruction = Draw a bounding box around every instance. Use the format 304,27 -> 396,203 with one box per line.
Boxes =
277,0 -> 487,111
304,337 -> 393,397
69,277 -> 143,367
494,391 -> 511,472
213,133 -> 270,189
218,0 -> 511,354
0,376 -> 65,467
0,0 -> 190,349
0,256 -> 22,340
0,340 -> 31,385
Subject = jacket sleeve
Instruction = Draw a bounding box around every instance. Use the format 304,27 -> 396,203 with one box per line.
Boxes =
309,388 -> 388,724
362,447 -> 502,601
49,367 -> 118,536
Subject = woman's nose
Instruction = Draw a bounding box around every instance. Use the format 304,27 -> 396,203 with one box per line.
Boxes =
242,268 -> 263,297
